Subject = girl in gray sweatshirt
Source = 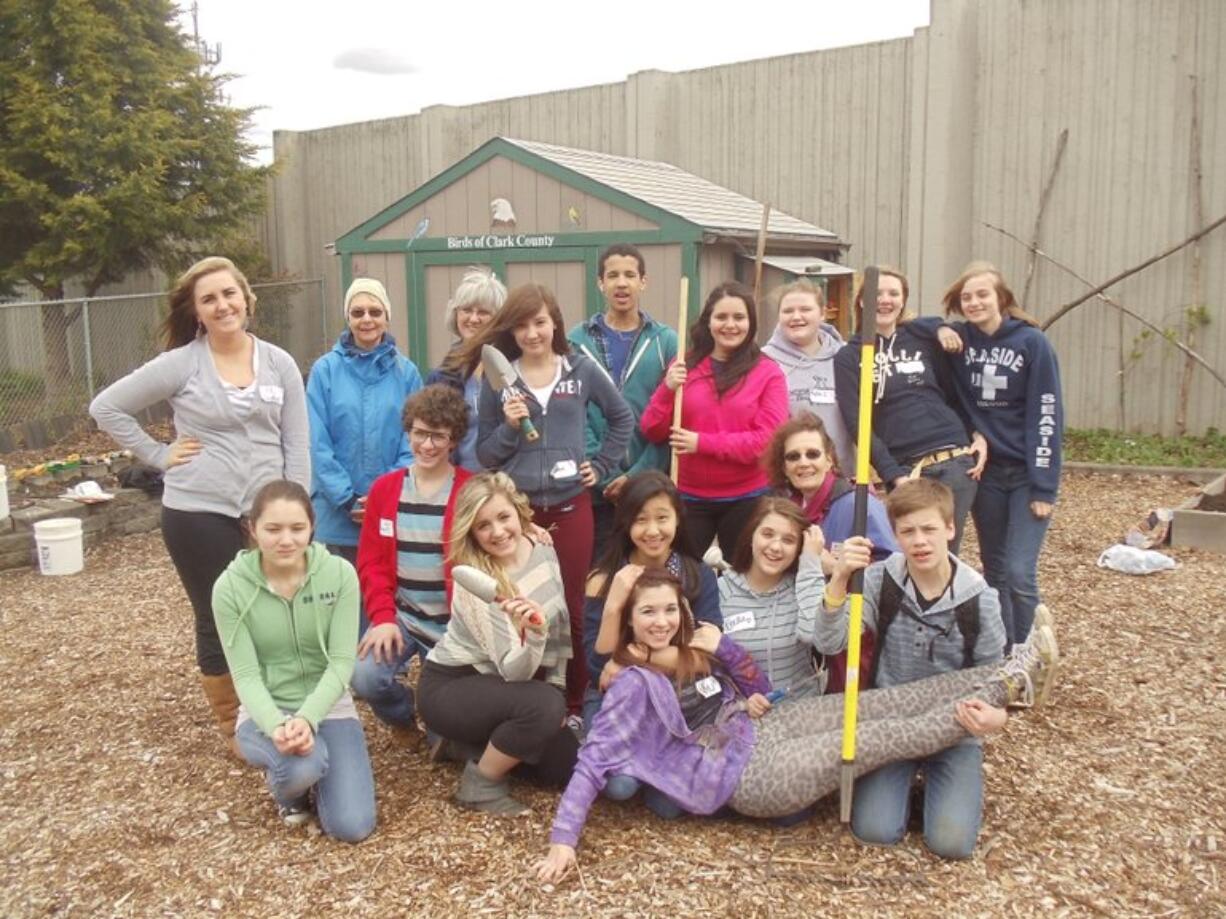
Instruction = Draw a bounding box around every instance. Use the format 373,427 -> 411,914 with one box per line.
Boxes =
718,497 -> 826,692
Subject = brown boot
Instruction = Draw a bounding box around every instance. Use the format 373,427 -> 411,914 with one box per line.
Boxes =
200,673 -> 243,760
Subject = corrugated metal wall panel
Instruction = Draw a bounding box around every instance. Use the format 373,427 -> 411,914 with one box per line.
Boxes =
264,0 -> 1223,433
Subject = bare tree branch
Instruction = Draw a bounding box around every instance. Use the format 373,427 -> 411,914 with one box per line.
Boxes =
1037,212 -> 1226,330
983,221 -> 1226,391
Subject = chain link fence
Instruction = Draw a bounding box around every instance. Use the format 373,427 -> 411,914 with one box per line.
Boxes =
0,279 -> 326,450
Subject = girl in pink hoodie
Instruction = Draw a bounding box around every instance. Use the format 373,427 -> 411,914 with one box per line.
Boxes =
641,281 -> 788,556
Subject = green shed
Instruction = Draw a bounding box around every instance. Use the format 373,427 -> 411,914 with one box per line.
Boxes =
334,136 -> 849,369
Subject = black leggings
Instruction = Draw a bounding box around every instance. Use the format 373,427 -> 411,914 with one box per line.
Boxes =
418,660 -> 579,786
682,495 -> 762,559
161,506 -> 246,675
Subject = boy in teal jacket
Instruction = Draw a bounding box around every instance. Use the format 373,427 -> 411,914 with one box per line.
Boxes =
568,245 -> 677,558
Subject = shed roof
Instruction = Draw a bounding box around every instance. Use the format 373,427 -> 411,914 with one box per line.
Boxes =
503,138 -> 841,244
738,253 -> 855,276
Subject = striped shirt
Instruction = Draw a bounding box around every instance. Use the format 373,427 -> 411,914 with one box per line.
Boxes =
395,470 -> 453,647
717,553 -> 825,690
427,541 -> 572,688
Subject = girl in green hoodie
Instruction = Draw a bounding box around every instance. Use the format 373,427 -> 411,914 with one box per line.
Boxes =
212,480 -> 375,841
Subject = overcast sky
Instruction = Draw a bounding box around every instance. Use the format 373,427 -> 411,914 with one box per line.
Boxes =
182,0 -> 931,163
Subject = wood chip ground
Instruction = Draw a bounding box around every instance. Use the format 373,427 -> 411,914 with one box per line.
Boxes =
1,472 -> 1222,918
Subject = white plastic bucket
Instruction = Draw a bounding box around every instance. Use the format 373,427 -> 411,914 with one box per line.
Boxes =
34,517 -> 83,576
0,464 -> 8,522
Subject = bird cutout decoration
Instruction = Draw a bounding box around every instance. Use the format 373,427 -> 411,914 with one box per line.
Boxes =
567,205 -> 582,228
406,217 -> 430,249
490,198 -> 517,230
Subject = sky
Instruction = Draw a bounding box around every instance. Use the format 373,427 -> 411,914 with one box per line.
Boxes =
181,0 -> 931,163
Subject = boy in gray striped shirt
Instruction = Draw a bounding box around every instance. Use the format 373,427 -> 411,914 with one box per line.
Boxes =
816,478 -> 1005,860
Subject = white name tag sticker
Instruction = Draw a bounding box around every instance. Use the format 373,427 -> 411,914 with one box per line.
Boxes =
695,676 -> 721,698
259,385 -> 284,405
723,611 -> 756,633
550,459 -> 578,480
897,360 -> 924,374
378,518 -> 394,537
808,388 -> 835,405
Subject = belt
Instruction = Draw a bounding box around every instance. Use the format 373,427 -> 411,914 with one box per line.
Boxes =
907,446 -> 972,479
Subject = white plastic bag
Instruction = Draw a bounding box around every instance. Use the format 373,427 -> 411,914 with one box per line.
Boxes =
1096,544 -> 1179,575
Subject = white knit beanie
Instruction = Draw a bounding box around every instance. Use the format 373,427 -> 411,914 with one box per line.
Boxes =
344,278 -> 392,319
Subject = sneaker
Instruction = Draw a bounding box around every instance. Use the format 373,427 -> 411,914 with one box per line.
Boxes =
564,713 -> 586,742
998,604 -> 1059,708
454,761 -> 530,816
277,797 -> 312,827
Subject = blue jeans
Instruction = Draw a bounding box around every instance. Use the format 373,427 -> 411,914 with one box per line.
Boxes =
351,611 -> 428,728
972,459 -> 1052,648
851,741 -> 983,860
583,687 -> 684,820
920,453 -> 978,556
236,718 -> 376,843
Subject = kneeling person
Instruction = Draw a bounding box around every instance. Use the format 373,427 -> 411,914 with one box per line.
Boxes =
816,478 -> 1006,859
354,385 -> 473,730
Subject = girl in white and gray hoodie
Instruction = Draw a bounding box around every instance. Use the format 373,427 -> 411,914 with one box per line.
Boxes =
761,280 -> 854,474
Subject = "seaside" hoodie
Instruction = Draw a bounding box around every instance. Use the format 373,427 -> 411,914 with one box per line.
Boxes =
947,317 -> 1063,503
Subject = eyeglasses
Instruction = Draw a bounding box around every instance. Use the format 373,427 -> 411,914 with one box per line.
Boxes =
349,307 -> 385,319
409,428 -> 451,446
784,449 -> 824,463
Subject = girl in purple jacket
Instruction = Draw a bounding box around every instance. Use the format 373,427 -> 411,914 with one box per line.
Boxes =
535,568 -> 1059,882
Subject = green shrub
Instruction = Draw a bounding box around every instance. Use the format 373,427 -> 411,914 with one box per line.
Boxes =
1065,427 -> 1226,467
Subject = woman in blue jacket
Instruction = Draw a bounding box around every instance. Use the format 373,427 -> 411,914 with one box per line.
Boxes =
307,278 -> 423,564
942,262 -> 1063,650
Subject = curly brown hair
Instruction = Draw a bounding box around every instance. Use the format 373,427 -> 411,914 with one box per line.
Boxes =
762,411 -> 841,487
402,384 -> 469,442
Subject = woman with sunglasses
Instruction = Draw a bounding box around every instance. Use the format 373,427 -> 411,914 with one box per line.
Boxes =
763,413 -> 896,692
306,279 -> 423,566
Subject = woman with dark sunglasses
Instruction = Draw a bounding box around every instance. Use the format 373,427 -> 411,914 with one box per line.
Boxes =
306,278 -> 423,566
762,412 -> 896,693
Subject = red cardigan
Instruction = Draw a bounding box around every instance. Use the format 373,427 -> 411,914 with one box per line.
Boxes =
641,355 -> 788,499
356,465 -> 473,628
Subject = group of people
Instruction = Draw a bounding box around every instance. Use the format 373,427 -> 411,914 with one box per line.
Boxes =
88,244 -> 1063,867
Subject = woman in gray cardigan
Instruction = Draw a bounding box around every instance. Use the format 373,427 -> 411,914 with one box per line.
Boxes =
90,257 -> 310,757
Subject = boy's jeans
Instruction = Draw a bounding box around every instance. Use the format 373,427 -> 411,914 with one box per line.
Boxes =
351,611 -> 428,728
972,459 -> 1052,648
236,718 -> 376,843
851,741 -> 983,859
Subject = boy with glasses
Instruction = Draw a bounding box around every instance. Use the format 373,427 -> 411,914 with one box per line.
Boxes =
352,385 -> 473,733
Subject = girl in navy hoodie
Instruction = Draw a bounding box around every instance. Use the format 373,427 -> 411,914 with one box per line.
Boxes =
833,267 -> 984,552
942,263 -> 1063,649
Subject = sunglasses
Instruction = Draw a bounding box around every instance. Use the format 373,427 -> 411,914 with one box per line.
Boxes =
784,449 -> 824,463
349,307 -> 385,319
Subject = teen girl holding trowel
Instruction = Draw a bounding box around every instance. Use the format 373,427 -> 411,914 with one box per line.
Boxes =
473,284 -> 634,716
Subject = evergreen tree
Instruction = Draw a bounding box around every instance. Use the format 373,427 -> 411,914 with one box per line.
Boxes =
0,0 -> 270,380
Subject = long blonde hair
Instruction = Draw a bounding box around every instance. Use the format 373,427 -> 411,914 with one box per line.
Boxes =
447,472 -> 536,598
941,261 -> 1040,328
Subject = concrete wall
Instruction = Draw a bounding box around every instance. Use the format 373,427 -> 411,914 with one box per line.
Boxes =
263,0 -> 1225,434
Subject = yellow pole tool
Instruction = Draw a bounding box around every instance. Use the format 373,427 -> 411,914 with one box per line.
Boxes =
839,265 -> 879,823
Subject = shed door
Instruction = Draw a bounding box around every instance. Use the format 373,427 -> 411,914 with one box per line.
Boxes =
505,261 -> 587,332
